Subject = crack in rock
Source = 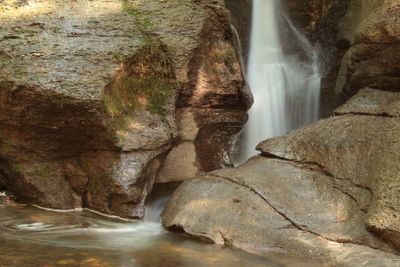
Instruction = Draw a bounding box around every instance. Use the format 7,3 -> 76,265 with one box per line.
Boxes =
260,152 -> 373,194
334,111 -> 398,118
207,173 -> 384,251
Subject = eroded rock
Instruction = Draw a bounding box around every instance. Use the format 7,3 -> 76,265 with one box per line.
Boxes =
335,0 -> 400,97
257,116 -> 400,247
162,157 -> 400,266
0,0 -> 247,218
162,88 -> 400,264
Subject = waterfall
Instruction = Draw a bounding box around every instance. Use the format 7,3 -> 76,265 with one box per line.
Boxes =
237,0 -> 321,162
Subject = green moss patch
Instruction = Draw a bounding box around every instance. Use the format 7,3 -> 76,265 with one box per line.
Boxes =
104,40 -> 176,118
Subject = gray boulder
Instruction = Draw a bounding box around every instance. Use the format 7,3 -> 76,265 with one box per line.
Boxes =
162,88 -> 400,265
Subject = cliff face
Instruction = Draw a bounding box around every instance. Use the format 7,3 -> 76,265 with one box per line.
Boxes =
335,0 -> 400,97
0,0 -> 248,218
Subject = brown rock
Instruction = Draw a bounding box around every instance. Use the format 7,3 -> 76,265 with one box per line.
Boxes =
0,0 -> 247,217
156,108 -> 247,183
224,0 -> 252,68
335,0 -> 400,97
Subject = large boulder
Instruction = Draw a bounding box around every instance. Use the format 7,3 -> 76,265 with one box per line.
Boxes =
162,158 -> 400,266
0,0 -> 247,218
162,88 -> 400,265
258,88 -> 400,248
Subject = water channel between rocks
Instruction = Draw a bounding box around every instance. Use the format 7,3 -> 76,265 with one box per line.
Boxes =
0,184 -> 324,267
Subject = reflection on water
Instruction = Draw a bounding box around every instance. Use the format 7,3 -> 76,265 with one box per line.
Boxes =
0,184 -> 322,267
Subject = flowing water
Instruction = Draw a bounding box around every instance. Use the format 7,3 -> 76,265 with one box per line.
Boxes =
238,0 -> 321,162
0,206 -> 274,267
0,185 -> 322,267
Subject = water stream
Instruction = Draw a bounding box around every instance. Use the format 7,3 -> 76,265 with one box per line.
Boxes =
238,0 -> 321,162
0,184 -> 322,266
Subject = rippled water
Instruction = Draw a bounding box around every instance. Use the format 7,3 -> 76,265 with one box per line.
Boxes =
0,185 -> 322,267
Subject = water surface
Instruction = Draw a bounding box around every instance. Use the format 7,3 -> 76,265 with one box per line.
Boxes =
0,205 -> 280,267
0,185 -> 323,267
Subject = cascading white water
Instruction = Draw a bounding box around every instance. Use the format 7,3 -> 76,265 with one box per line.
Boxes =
238,0 -> 321,162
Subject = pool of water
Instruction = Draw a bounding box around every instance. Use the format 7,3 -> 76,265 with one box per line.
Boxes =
0,185 -> 323,267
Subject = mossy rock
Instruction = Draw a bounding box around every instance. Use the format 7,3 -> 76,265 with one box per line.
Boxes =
104,40 -> 176,118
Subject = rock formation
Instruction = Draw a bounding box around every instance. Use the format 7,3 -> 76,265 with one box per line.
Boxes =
335,0 -> 400,97
162,88 -> 400,265
161,0 -> 400,264
0,0 -> 247,218
284,0 -> 400,116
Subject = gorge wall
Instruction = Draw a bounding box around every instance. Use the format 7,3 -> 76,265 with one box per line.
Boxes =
0,0 -> 248,218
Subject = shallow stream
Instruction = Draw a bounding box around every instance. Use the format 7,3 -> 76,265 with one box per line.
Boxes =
0,185 -> 322,267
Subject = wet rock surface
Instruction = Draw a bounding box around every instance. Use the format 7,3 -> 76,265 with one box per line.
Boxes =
279,0 -> 351,117
162,88 -> 400,265
0,0 -> 247,218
